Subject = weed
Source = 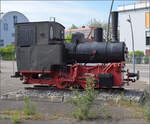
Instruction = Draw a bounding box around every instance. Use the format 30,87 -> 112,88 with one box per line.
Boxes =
23,96 -> 36,115
139,90 -> 150,105
121,91 -> 125,99
11,112 -> 21,124
138,90 -> 150,121
105,113 -> 112,119
71,77 -> 98,120
143,103 -> 150,121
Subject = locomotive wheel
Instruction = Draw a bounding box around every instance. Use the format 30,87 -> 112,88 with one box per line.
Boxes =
56,80 -> 67,89
79,83 -> 86,89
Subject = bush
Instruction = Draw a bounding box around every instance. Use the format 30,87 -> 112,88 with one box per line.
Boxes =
0,45 -> 15,60
144,54 -> 150,64
71,77 -> 98,120
23,96 -> 36,115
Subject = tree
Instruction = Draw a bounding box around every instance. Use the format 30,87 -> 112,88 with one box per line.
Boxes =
129,50 -> 144,58
87,18 -> 112,41
70,24 -> 78,29
65,30 -> 72,43
87,18 -> 103,28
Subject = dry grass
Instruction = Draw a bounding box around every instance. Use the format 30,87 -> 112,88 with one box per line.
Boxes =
107,99 -> 145,119
0,110 -> 43,120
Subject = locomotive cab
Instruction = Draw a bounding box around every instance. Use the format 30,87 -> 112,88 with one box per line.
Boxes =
15,21 -> 66,72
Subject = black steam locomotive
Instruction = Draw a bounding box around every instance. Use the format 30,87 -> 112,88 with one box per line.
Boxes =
14,12 -> 139,88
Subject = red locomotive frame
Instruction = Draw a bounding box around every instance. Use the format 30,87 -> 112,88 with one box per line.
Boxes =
18,62 -> 133,89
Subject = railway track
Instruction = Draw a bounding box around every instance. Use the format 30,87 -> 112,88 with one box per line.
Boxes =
24,85 -> 149,102
24,85 -> 124,92
24,85 -> 142,98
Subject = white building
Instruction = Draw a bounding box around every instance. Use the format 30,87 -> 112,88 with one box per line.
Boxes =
0,11 -> 29,46
118,1 -> 150,54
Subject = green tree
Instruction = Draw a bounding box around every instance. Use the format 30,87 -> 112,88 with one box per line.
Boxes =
70,24 -> 78,29
87,18 -> 103,28
87,18 -> 113,41
65,30 -> 72,43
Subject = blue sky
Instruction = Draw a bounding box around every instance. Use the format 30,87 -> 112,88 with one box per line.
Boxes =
1,1 -> 136,28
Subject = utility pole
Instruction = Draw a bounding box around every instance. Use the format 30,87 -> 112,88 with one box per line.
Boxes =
107,0 -> 115,41
0,0 -> 1,96
148,3 -> 150,92
127,15 -> 135,73
0,0 -> 1,44
0,0 -> 3,96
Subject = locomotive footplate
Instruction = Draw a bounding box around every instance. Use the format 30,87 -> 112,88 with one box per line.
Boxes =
98,74 -> 113,88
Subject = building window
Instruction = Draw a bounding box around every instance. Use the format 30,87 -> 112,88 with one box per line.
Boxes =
60,30 -> 64,39
49,26 -> 54,40
146,31 -> 150,45
145,12 -> 150,28
0,40 -> 4,47
12,33 -> 15,37
4,23 -> 8,31
13,15 -> 18,25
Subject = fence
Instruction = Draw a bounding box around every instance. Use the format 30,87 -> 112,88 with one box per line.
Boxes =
0,56 -> 25,96
126,56 -> 150,64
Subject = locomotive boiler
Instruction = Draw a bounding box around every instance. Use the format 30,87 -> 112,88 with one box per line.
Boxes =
14,12 -> 139,88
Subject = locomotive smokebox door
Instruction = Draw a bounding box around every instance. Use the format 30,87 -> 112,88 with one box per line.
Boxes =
98,74 -> 113,88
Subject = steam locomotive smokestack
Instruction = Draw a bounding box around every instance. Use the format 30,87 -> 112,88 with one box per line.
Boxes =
111,11 -> 118,42
94,28 -> 103,42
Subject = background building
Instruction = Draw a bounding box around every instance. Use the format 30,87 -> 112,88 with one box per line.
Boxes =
0,11 -> 29,47
118,1 -> 150,54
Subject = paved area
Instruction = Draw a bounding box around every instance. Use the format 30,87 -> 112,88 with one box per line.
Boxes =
126,64 -> 150,83
0,119 -> 148,124
0,100 -> 149,124
0,61 -> 29,95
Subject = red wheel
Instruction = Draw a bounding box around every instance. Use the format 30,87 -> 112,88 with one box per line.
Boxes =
79,82 -> 86,89
56,80 -> 67,89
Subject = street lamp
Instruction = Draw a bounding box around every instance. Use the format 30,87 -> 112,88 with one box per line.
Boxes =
127,15 -> 135,73
0,0 -> 1,96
